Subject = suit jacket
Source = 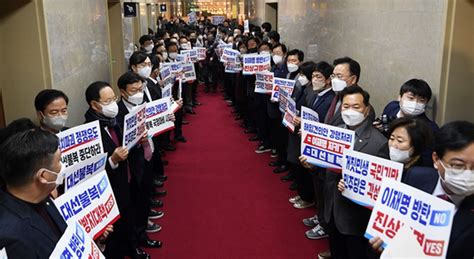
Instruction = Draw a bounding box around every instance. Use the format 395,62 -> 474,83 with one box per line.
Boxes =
85,115 -> 131,210
324,119 -> 389,236
144,78 -> 162,101
287,88 -> 335,164
117,101 -> 146,184
0,191 -> 67,258
404,167 -> 474,259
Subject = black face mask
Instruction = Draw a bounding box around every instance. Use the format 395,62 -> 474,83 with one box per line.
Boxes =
248,47 -> 258,53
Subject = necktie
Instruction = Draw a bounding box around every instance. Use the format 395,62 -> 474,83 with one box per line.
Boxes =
324,95 -> 339,123
437,194 -> 453,204
142,138 -> 153,162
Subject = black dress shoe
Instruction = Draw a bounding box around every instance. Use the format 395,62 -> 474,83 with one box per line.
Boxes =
244,129 -> 256,134
150,199 -> 163,208
248,135 -> 261,141
268,161 -> 281,167
129,248 -> 151,259
273,165 -> 289,174
157,175 -> 168,181
139,239 -> 163,248
175,136 -> 187,143
186,109 -> 196,114
153,179 -> 164,187
193,101 -> 202,106
153,189 -> 167,197
182,120 -> 190,125
280,173 -> 295,182
234,115 -> 243,120
162,160 -> 169,165
164,144 -> 176,151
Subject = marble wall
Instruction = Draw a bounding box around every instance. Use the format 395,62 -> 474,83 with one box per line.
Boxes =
274,0 -> 447,120
43,0 -> 111,126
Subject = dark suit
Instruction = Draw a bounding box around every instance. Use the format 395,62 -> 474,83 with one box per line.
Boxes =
85,113 -> 133,258
116,100 -> 151,244
405,167 -> 474,259
0,192 -> 67,258
324,119 -> 389,259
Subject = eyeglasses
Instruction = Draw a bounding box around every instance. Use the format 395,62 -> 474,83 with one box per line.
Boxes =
127,87 -> 144,96
98,96 -> 118,105
441,160 -> 473,171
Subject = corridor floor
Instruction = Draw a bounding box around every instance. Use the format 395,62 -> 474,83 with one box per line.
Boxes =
147,88 -> 328,258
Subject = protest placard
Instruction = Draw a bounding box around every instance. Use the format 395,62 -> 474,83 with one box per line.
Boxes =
254,71 -> 274,94
215,43 -> 233,58
181,62 -> 197,81
160,65 -> 174,88
145,97 -> 175,137
54,170 -> 120,239
244,20 -> 249,33
195,47 -> 207,61
300,121 -> 355,169
224,61 -> 242,73
271,77 -> 295,112
301,106 -> 319,122
176,53 -> 189,63
242,53 -> 271,75
161,83 -> 172,99
49,222 -> 105,259
187,11 -> 197,24
220,48 -> 240,63
341,150 -> 403,208
282,98 -> 297,132
365,179 -> 455,258
181,49 -> 198,63
0,248 -> 6,259
211,16 -> 225,25
64,153 -> 107,192
57,121 -> 103,169
122,103 -> 146,150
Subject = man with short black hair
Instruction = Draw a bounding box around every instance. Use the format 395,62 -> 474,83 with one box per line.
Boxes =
34,89 -> 69,133
267,31 -> 280,47
139,34 -> 154,54
0,130 -> 67,258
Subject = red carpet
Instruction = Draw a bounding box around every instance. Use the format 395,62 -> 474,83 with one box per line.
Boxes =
148,88 -> 328,258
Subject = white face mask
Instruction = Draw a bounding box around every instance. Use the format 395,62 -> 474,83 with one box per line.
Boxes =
439,161 -> 474,196
43,114 -> 68,131
331,78 -> 347,92
100,102 -> 118,118
312,79 -> 326,91
43,164 -> 66,187
287,63 -> 299,73
168,52 -> 178,60
161,52 -> 168,60
400,100 -> 426,116
181,43 -> 191,50
272,55 -> 283,64
341,109 -> 366,127
389,146 -> 412,163
297,75 -> 309,86
260,50 -> 270,55
127,92 -> 144,105
144,44 -> 154,53
137,66 -> 152,78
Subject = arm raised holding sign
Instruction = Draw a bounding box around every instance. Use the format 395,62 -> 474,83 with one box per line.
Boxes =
110,146 -> 129,165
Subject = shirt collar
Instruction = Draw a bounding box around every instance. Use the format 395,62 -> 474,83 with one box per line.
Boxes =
433,178 -> 464,208
318,87 -> 331,97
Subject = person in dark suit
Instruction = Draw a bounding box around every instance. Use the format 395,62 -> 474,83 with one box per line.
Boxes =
325,86 -> 388,259
370,120 -> 474,258
34,89 -> 70,133
325,57 -> 376,127
84,81 -> 149,259
375,79 -> 439,165
115,72 -> 163,249
295,61 -> 336,241
0,129 -> 67,258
